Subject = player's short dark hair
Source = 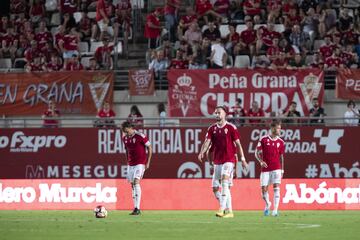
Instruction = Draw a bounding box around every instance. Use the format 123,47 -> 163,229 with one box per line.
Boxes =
215,105 -> 228,114
121,121 -> 133,130
270,121 -> 281,128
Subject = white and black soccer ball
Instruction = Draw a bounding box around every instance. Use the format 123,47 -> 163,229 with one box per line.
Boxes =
94,205 -> 108,218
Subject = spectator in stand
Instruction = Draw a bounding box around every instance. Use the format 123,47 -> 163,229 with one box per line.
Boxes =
344,100 -> 360,126
183,22 -> 202,45
234,19 -> 256,58
59,0 -> 78,15
155,37 -> 175,60
0,16 -> 10,36
145,8 -> 163,50
26,55 -> 45,72
267,0 -> 282,20
189,38 -> 211,69
248,101 -> 265,125
213,0 -> 230,20
255,23 -> 281,55
270,51 -> 288,69
79,11 -> 93,40
24,40 -> 40,63
324,48 -> 344,70
35,20 -> 53,53
289,25 -> 311,53
196,0 -> 223,24
266,37 -> 281,63
301,7 -> 320,36
284,8 -> 302,36
0,26 -> 18,62
45,53 -> 63,72
59,27 -> 80,66
94,37 -> 114,70
10,0 -> 27,19
65,54 -> 84,70
279,38 -> 296,60
29,0 -> 45,24
210,38 -> 227,69
149,49 -> 170,77
158,103 -> 167,127
318,9 -> 337,39
94,0 -> 112,41
95,101 -> 116,128
164,0 -> 180,43
16,34 -> 30,59
128,105 -> 144,128
177,7 -> 197,40
309,97 -> 326,125
288,53 -> 306,69
113,0 -> 132,50
338,8 -> 353,32
169,50 -> 189,69
340,45 -> 356,68
61,12 -> 77,30
308,52 -> 324,69
319,35 -> 335,60
243,0 -> 263,19
229,98 -> 247,126
86,57 -> 100,70
42,100 -> 61,128
282,101 -> 301,125
54,25 -> 66,54
202,22 -> 221,42
251,54 -> 271,68
224,24 -> 239,55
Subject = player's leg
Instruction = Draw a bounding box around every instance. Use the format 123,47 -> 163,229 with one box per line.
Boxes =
130,164 -> 145,215
127,165 -> 137,214
271,170 -> 282,216
260,172 -> 271,216
212,164 -> 222,203
216,162 -> 234,218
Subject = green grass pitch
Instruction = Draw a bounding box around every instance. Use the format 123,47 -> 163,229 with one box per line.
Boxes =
0,210 -> 359,240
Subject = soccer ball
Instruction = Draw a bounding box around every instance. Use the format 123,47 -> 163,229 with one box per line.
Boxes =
94,205 -> 108,218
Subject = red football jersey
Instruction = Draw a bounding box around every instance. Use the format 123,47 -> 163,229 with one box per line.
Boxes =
43,109 -> 60,126
196,0 -> 213,15
256,135 -> 284,172
144,13 -> 160,38
325,57 -> 342,68
205,122 -> 239,164
170,59 -> 188,69
243,0 -> 261,15
62,34 -> 78,51
35,31 -> 52,50
123,131 -> 151,166
96,0 -> 107,21
97,109 -> 116,118
319,44 -> 335,59
180,15 -> 197,25
240,29 -> 257,45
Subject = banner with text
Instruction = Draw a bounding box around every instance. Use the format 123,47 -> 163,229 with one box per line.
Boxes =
0,179 -> 359,210
167,69 -> 324,117
128,69 -> 155,96
0,127 -> 359,179
0,71 -> 114,115
336,69 -> 360,100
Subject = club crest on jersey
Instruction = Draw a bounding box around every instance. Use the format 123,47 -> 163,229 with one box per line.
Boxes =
224,129 -> 228,134
133,138 -> 136,143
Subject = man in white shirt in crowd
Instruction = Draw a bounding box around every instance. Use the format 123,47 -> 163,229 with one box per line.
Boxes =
210,38 -> 227,69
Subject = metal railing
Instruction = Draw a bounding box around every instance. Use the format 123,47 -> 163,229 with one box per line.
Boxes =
0,116 -> 358,128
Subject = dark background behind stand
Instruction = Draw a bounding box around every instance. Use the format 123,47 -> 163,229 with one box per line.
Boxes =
0,0 -> 10,16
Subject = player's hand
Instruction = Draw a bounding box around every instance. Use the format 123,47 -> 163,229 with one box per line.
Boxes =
241,160 -> 248,170
260,160 -> 268,168
146,163 -> 150,170
197,153 -> 204,162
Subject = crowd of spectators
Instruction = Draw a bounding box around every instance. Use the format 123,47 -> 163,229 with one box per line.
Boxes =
146,0 -> 360,73
0,0 -> 132,71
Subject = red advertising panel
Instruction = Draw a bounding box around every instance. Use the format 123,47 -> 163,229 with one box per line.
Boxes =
0,71 -> 114,115
336,69 -> 360,100
167,69 -> 324,117
0,179 -> 359,210
0,127 -> 359,179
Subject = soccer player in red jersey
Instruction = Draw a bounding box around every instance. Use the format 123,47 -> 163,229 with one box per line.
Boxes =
198,106 -> 248,218
255,121 -> 285,217
121,121 -> 152,215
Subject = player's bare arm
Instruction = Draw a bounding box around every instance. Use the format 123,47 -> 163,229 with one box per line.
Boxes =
280,154 -> 284,177
234,139 -> 248,169
146,145 -> 153,169
198,139 -> 211,162
255,148 -> 268,168
205,144 -> 213,166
